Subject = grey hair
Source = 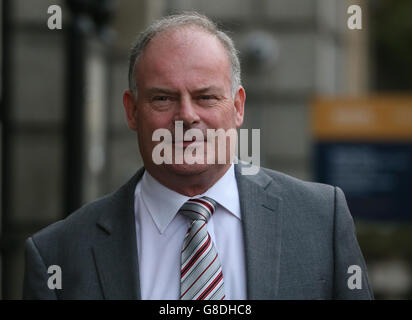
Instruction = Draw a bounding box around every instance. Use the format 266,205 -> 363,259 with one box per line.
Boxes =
128,12 -> 241,98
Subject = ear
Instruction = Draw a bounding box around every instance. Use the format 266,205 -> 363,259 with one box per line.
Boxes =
233,86 -> 246,128
123,90 -> 138,131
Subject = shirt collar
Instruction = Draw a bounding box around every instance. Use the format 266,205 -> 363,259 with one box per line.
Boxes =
201,164 -> 241,221
138,164 -> 240,234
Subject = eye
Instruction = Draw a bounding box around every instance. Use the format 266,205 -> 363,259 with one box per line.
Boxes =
150,95 -> 175,111
198,95 -> 217,101
153,96 -> 170,102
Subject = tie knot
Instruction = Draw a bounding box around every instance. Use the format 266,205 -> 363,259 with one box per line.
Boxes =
179,196 -> 216,222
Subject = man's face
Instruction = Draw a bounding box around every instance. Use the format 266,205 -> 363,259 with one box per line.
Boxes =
124,27 -> 245,177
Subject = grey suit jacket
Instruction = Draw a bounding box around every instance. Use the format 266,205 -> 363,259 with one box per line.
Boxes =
23,164 -> 373,299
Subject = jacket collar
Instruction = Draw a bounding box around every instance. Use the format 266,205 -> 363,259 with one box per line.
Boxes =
234,164 -> 283,299
93,167 -> 144,299
93,164 -> 282,299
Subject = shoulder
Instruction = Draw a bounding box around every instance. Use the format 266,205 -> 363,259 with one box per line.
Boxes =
28,168 -> 143,252
258,167 -> 338,241
261,166 -> 335,200
264,167 -> 337,215
28,193 -> 115,252
236,165 -> 339,223
237,164 -> 337,202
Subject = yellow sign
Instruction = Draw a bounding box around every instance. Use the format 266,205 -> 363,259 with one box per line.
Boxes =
312,96 -> 412,141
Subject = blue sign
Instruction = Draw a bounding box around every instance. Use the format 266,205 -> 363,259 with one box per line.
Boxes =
314,142 -> 412,221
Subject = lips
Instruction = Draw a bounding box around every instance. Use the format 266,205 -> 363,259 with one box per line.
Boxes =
173,138 -> 195,143
172,137 -> 205,143
172,139 -> 205,148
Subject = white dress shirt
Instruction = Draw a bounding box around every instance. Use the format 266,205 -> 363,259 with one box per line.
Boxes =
134,164 -> 247,300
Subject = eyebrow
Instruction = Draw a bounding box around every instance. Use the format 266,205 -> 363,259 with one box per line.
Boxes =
144,88 -> 178,96
144,86 -> 224,96
192,86 -> 223,95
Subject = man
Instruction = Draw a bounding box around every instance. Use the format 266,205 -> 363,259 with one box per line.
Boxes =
23,12 -> 373,300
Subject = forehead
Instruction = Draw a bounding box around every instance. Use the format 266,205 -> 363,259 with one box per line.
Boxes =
135,27 -> 231,88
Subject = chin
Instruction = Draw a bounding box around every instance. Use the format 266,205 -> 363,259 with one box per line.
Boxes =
165,162 -> 212,176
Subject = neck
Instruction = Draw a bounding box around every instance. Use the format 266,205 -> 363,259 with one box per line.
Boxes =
145,163 -> 232,197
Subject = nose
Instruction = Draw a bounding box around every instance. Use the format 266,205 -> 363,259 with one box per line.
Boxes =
174,95 -> 200,128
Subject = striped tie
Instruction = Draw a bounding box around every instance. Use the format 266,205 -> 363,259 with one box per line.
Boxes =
179,196 -> 225,300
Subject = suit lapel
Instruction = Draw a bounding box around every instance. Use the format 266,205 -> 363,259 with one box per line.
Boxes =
91,164 -> 282,299
235,164 -> 283,299
93,168 -> 145,299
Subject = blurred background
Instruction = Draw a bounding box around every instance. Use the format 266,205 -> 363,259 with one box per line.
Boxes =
1,0 -> 411,299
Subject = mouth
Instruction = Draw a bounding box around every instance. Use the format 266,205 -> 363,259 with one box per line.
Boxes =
172,138 -> 205,147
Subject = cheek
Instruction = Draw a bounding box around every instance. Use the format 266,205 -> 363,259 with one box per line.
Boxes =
137,108 -> 174,140
207,103 -> 237,129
